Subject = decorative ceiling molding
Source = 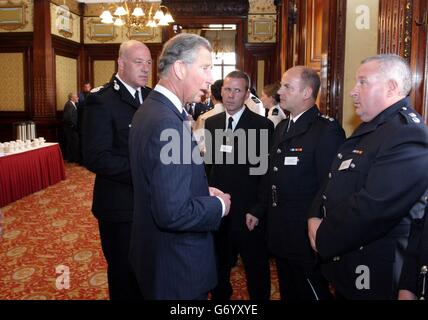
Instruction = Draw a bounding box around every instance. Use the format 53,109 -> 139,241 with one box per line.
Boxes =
162,0 -> 249,17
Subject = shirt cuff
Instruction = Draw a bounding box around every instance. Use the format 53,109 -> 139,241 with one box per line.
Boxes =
216,196 -> 226,217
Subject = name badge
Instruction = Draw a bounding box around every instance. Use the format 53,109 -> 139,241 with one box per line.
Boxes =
284,157 -> 299,166
338,159 -> 353,171
220,145 -> 233,153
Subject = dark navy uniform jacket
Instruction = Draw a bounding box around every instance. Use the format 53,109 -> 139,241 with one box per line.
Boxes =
82,76 -> 151,222
267,105 -> 345,261
309,97 -> 428,299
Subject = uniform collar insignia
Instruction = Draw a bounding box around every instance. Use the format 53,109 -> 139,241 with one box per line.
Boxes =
113,79 -> 120,91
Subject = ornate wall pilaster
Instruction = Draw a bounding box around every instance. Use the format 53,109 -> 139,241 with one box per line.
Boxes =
379,0 -> 413,60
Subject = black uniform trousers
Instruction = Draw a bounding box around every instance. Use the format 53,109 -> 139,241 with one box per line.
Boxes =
98,220 -> 142,300
275,256 -> 333,301
211,224 -> 271,300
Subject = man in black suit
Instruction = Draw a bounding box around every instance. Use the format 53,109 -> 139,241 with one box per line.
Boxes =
82,40 -> 152,300
129,33 -> 231,300
205,70 -> 274,300
63,92 -> 79,163
308,54 -> 428,299
267,66 -> 345,300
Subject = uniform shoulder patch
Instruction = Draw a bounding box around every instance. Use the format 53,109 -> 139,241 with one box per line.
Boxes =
399,108 -> 422,124
319,114 -> 335,122
251,96 -> 261,104
90,86 -> 104,93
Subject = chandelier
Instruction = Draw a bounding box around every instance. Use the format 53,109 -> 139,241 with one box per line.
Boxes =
100,0 -> 174,29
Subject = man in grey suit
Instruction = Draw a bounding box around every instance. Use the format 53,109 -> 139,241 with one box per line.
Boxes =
129,33 -> 231,300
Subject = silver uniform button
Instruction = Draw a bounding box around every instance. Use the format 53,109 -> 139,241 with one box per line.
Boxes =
359,246 -> 364,250
272,202 -> 277,207
273,167 -> 278,172
337,153 -> 343,159
350,163 -> 356,169
402,107 -> 408,111
333,256 -> 340,262
272,185 -> 277,190
421,265 -> 428,274
328,172 -> 332,179
322,194 -> 327,200
277,149 -> 282,154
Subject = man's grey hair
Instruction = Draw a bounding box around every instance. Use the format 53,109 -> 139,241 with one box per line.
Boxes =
362,54 -> 412,96
158,33 -> 212,77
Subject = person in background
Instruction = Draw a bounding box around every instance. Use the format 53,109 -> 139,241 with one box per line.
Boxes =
266,66 -> 345,300
261,82 -> 287,128
78,81 -> 92,105
193,79 -> 224,155
308,54 -> 428,299
82,40 -> 152,300
63,92 -> 79,163
245,88 -> 265,116
128,33 -> 231,300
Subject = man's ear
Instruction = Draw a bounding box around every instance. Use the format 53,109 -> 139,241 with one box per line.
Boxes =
172,60 -> 186,80
387,79 -> 399,97
244,90 -> 250,101
303,87 -> 313,100
117,57 -> 124,72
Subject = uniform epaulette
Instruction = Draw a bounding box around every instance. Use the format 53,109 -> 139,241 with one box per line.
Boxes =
319,114 -> 335,122
90,85 -> 106,93
399,107 -> 422,124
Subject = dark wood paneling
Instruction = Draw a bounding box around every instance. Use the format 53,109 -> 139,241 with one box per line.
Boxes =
410,0 -> 427,122
244,43 -> 278,92
33,0 -> 55,119
379,0 -> 413,60
319,0 -> 346,120
305,0 -> 324,71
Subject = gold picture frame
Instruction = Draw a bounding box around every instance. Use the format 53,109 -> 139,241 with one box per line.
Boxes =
247,14 -> 276,43
127,26 -> 156,41
0,2 -> 27,31
88,19 -> 116,42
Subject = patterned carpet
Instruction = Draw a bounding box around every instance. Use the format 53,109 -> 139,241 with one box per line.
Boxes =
0,163 -> 279,300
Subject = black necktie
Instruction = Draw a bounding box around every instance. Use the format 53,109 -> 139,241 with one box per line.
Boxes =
287,119 -> 294,132
227,117 -> 234,131
134,89 -> 141,105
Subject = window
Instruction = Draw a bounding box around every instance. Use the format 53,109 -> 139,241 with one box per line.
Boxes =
212,52 -> 236,81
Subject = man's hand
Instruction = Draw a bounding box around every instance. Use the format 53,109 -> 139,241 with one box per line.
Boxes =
246,213 -> 259,231
308,217 -> 322,252
398,289 -> 417,300
209,187 -> 224,197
